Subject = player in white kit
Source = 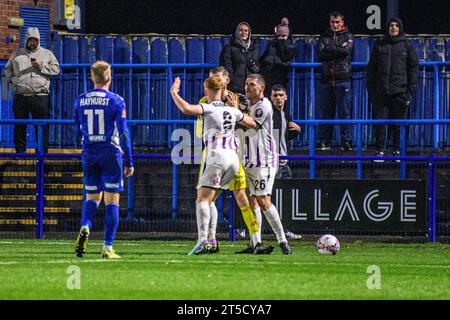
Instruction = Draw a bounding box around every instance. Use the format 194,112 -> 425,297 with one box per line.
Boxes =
243,74 -> 292,255
170,76 -> 257,255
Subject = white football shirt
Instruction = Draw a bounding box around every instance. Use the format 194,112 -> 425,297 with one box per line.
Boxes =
201,100 -> 244,152
243,97 -> 278,168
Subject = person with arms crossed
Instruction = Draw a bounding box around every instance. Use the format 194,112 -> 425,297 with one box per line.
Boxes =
73,61 -> 134,259
241,74 -> 292,255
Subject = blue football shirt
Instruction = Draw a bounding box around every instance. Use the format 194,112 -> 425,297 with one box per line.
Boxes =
73,88 -> 133,167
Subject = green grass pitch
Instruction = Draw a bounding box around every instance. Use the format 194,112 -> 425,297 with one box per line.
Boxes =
0,239 -> 448,300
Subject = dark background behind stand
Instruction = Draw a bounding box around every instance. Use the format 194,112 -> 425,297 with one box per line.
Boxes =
84,0 -> 450,35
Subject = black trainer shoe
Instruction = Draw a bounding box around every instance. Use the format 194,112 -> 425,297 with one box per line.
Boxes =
280,241 -> 292,255
209,241 -> 219,254
340,141 -> 353,151
235,245 -> 255,254
253,243 -> 274,255
316,142 -> 331,151
75,227 -> 89,258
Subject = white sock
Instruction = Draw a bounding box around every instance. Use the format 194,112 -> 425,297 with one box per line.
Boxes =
252,207 -> 262,246
208,202 -> 218,241
196,202 -> 210,242
263,205 -> 287,243
104,245 -> 113,251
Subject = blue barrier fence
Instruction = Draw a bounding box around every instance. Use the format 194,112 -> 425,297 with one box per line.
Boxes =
0,118 -> 449,242
1,59 -> 450,149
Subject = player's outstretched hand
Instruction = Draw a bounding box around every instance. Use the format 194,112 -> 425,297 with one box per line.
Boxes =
237,94 -> 250,112
171,77 -> 181,94
124,166 -> 134,178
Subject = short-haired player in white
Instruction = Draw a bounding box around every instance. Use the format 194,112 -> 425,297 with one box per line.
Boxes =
243,74 -> 292,254
170,76 -> 257,255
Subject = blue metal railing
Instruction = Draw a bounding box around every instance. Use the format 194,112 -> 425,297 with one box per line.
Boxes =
1,60 -> 449,148
0,118 -> 449,242
293,119 -> 450,180
1,60 -> 449,241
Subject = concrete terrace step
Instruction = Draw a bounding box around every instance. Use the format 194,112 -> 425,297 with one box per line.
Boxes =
0,171 -> 83,178
0,207 -> 71,213
0,148 -> 81,153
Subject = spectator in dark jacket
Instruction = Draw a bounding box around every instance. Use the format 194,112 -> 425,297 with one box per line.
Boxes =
367,17 -> 419,159
316,11 -> 354,152
271,84 -> 302,241
220,22 -> 260,94
271,85 -> 301,179
260,18 -> 297,97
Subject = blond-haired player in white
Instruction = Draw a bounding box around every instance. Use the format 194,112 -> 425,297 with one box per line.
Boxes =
242,74 -> 292,254
171,76 -> 258,255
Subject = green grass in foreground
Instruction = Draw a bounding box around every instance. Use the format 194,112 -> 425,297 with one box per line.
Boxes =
0,239 -> 448,299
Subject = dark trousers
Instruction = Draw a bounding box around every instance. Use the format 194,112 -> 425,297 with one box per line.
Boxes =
12,94 -> 50,153
373,93 -> 409,152
318,81 -> 353,144
276,164 -> 292,179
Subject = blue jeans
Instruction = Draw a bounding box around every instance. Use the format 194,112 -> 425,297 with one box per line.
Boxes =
318,81 -> 352,143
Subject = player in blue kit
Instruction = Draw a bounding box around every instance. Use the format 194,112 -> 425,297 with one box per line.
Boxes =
73,61 -> 134,259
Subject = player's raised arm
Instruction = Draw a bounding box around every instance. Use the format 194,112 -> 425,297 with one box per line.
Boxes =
170,77 -> 203,116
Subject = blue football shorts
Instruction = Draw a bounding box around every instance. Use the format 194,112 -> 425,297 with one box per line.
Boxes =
81,149 -> 124,193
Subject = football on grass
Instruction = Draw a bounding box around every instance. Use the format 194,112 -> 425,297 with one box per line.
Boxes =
317,234 -> 340,255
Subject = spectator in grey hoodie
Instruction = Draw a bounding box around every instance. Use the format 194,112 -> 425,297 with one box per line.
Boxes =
5,27 -> 60,154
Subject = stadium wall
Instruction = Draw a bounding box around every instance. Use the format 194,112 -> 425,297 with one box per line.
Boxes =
0,0 -> 55,60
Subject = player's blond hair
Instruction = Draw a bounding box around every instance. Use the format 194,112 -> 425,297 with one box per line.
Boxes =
91,61 -> 111,85
204,76 -> 226,91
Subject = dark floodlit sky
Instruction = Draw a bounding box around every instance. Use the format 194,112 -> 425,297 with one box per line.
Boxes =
85,0 -> 450,35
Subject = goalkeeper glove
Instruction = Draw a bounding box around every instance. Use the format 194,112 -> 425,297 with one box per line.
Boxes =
237,94 -> 250,112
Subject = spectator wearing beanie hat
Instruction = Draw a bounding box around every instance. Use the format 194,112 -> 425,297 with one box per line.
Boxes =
260,18 -> 297,97
275,17 -> 290,38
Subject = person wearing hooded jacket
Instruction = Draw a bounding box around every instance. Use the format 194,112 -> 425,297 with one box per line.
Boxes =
367,17 -> 419,159
220,22 -> 261,94
260,17 -> 297,98
316,11 -> 354,152
4,27 -> 60,154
